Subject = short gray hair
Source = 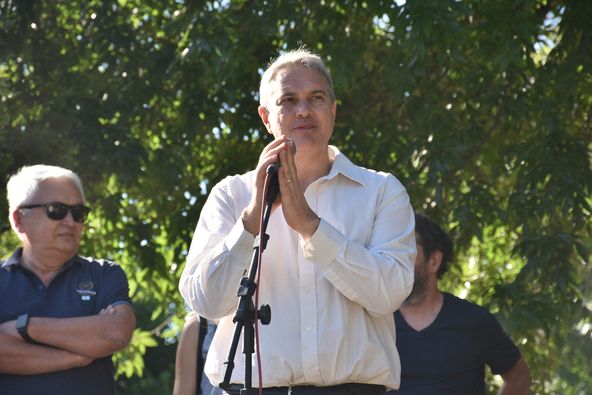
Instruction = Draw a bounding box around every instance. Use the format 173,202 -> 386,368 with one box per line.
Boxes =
259,48 -> 335,108
6,164 -> 86,214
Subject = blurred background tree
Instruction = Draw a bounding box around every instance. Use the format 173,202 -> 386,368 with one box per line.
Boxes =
1,0 -> 590,393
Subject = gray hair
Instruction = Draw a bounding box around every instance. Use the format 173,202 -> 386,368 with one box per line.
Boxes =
259,48 -> 335,108
6,164 -> 86,214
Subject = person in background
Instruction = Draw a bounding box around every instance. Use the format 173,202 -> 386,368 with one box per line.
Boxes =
179,48 -> 416,395
174,312 -> 221,395
389,212 -> 531,395
0,164 -> 136,395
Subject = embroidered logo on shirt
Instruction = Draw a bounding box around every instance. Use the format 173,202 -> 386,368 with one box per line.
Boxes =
76,281 -> 96,301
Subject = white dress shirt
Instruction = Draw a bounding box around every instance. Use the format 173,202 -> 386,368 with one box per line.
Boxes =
179,146 -> 416,390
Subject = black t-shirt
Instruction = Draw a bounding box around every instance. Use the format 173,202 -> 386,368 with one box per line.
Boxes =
390,292 -> 520,395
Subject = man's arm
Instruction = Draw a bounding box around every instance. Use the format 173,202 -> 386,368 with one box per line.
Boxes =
180,139 -> 307,320
2,304 -> 135,359
300,175 -> 416,316
0,332 -> 92,374
30,303 -> 135,358
498,356 -> 532,395
179,176 -> 257,320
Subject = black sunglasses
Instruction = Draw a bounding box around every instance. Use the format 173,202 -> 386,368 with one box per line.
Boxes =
19,202 -> 91,223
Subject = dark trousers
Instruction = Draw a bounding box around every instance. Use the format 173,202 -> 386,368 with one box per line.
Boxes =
223,383 -> 386,395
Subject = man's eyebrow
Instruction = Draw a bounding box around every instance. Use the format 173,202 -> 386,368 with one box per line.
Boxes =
279,91 -> 297,97
310,89 -> 328,96
276,89 -> 327,100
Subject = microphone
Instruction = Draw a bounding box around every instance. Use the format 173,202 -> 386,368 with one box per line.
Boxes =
265,140 -> 296,204
266,168 -> 280,204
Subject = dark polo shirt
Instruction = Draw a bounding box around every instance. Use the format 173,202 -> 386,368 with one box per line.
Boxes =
0,248 -> 132,395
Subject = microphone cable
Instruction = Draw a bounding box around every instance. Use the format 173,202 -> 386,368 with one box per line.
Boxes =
254,167 -> 278,395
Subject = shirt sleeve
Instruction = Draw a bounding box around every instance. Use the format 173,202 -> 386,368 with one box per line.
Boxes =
302,173 -> 416,316
95,262 -> 132,310
479,311 -> 522,375
179,177 -> 255,320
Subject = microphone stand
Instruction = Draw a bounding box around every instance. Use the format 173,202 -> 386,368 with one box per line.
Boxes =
219,165 -> 278,395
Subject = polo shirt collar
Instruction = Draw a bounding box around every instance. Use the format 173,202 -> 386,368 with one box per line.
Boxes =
1,247 -> 23,269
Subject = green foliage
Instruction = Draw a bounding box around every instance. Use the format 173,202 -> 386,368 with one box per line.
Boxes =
114,329 -> 159,379
1,0 -> 591,394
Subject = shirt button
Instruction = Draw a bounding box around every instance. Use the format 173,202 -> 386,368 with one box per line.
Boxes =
38,285 -> 44,290
305,325 -> 312,332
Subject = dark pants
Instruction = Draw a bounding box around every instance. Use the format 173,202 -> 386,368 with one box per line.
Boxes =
223,383 -> 386,395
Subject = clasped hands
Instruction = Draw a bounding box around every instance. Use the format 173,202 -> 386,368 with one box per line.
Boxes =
241,137 -> 320,240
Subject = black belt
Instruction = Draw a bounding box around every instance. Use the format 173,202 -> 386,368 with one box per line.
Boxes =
224,383 -> 386,395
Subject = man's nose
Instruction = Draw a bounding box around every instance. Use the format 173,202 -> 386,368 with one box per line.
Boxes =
295,100 -> 312,117
61,210 -> 77,225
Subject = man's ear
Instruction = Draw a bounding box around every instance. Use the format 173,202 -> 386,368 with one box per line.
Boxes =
428,250 -> 443,274
258,105 -> 272,135
10,210 -> 24,233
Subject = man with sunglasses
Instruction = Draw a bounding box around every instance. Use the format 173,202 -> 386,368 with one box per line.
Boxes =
0,164 -> 136,395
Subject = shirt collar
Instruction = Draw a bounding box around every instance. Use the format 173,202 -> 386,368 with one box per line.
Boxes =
325,145 -> 368,187
1,247 -> 23,269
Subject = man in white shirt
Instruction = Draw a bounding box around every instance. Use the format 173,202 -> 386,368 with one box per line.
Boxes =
179,48 -> 416,395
